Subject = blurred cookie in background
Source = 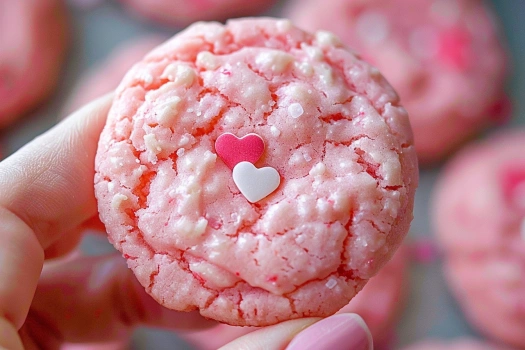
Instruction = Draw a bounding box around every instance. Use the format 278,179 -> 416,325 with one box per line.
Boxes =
67,0 -> 105,10
286,0 -> 509,164
0,0 -> 69,127
433,130 -> 525,348
402,338 -> 511,350
63,36 -> 166,116
118,0 -> 277,27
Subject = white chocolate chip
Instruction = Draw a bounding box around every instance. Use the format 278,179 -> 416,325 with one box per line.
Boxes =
288,103 -> 304,119
294,61 -> 314,77
156,96 -> 182,125
144,134 -> 162,154
325,277 -> 338,289
255,51 -> 294,73
301,44 -> 324,61
329,191 -> 351,213
276,19 -> 292,33
174,217 -> 207,238
309,162 -> 326,176
194,217 -> 208,236
196,51 -> 219,70
315,30 -> 342,47
270,125 -> 281,137
145,82 -> 181,102
111,193 -> 128,209
139,72 -> 154,85
162,64 -> 196,87
318,64 -> 333,85
189,261 -> 240,288
179,134 -> 191,147
203,25 -> 227,42
289,85 -> 310,101
176,148 -> 185,157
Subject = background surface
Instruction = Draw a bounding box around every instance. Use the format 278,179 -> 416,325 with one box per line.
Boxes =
1,0 -> 524,348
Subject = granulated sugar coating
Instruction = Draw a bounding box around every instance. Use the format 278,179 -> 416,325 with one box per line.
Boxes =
94,18 -> 418,326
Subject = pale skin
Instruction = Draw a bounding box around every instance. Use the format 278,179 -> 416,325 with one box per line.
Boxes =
0,95 -> 371,350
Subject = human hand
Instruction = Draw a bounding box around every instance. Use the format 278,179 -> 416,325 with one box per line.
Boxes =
217,313 -> 372,350
0,95 -> 371,350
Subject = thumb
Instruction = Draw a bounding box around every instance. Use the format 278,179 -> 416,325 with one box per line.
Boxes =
219,313 -> 372,350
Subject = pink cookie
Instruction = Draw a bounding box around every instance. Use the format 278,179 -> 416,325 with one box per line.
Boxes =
432,131 -> 525,347
402,338 -> 510,350
95,18 -> 418,326
286,0 -> 508,164
119,0 -> 276,27
181,245 -> 408,349
0,0 -> 68,127
64,36 -> 165,114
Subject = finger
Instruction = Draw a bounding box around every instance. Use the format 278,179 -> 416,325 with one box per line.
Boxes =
80,215 -> 107,233
219,314 -> 372,350
44,227 -> 83,260
22,254 -> 215,345
0,93 -> 113,249
0,95 -> 113,349
180,324 -> 255,350
285,314 -> 373,350
218,318 -> 318,350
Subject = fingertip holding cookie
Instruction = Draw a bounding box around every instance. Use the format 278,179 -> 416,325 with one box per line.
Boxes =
286,314 -> 373,350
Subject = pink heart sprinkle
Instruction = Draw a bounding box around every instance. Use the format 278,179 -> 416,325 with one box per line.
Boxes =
438,27 -> 471,70
501,167 -> 525,210
215,133 -> 265,170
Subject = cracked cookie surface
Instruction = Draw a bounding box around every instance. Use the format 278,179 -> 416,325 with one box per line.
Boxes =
94,18 -> 418,326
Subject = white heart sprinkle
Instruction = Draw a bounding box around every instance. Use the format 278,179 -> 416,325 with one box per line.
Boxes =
232,162 -> 280,203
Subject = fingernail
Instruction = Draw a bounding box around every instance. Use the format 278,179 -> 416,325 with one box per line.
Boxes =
286,314 -> 372,350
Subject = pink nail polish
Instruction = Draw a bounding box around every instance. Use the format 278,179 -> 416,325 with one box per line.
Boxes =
286,314 -> 372,350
